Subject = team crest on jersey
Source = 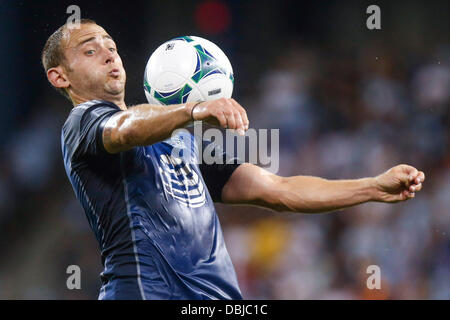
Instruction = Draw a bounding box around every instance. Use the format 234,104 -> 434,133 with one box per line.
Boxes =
158,154 -> 206,208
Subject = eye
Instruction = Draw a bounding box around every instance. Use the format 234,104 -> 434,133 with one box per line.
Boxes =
85,49 -> 95,55
109,47 -> 116,52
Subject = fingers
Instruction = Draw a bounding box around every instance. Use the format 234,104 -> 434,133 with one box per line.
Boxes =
397,165 -> 424,185
416,171 -> 425,184
233,112 -> 245,135
375,164 -> 425,203
407,170 -> 425,190
408,171 -> 424,192
391,189 -> 415,203
402,189 -> 415,200
223,107 -> 237,132
212,98 -> 248,135
406,167 -> 424,184
396,165 -> 425,199
215,111 -> 228,129
398,165 -> 418,186
232,98 -> 249,131
409,182 -> 422,193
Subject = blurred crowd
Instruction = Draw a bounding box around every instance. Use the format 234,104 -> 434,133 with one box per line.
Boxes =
222,43 -> 450,299
0,1 -> 448,300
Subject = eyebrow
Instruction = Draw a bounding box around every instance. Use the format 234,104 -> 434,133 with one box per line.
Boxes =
77,35 -> 114,47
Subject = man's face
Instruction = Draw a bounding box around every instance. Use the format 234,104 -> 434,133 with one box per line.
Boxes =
62,23 -> 126,100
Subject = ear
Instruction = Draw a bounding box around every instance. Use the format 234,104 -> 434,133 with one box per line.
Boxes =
47,66 -> 70,90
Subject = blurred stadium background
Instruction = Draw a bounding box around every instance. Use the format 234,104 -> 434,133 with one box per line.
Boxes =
0,0 -> 448,299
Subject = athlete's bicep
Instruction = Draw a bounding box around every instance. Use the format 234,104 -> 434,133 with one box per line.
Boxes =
221,163 -> 282,207
101,112 -> 135,154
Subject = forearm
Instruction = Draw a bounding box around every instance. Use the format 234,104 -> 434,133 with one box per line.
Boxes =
272,175 -> 377,214
222,163 -> 424,213
104,102 -> 195,152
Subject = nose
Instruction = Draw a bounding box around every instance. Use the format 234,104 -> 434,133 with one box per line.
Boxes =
104,48 -> 115,65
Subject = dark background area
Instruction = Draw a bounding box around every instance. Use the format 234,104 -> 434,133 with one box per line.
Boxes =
0,0 -> 448,299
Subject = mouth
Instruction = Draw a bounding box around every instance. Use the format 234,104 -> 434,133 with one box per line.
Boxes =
109,68 -> 121,78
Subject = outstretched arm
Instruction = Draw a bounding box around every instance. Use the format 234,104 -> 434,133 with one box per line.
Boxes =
102,98 -> 249,153
221,163 -> 425,213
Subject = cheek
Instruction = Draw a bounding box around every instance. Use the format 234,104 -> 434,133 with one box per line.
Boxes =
118,58 -> 126,79
69,64 -> 104,88
116,55 -> 125,68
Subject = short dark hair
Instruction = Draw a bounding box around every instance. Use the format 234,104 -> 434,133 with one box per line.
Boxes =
41,19 -> 97,100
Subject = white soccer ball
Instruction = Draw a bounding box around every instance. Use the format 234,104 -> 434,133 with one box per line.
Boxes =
144,36 -> 234,105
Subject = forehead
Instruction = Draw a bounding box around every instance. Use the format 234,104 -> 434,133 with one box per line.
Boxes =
63,23 -> 113,48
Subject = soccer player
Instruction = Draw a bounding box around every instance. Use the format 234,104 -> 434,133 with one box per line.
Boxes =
43,20 -> 425,299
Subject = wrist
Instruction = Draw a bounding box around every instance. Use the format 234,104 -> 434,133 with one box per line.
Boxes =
366,176 -> 381,201
191,101 -> 204,121
184,102 -> 195,121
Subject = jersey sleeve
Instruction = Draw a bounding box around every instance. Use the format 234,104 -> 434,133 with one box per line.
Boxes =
199,139 -> 243,203
63,101 -> 121,160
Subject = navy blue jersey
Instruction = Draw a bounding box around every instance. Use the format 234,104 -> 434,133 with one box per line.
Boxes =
61,100 -> 243,300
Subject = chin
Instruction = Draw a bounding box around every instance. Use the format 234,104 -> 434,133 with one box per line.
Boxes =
106,82 -> 125,95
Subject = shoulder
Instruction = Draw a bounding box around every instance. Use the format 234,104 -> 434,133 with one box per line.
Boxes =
61,100 -> 122,160
62,100 -> 121,132
66,100 -> 121,123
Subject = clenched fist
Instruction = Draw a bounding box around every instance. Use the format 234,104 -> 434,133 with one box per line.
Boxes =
190,98 -> 249,135
374,164 -> 425,203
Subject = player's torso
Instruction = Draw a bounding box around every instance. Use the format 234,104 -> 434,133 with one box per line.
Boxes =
120,132 -> 218,271
99,131 -> 241,299
64,122 -> 241,299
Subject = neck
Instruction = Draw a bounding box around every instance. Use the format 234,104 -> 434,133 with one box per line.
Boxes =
70,91 -> 127,110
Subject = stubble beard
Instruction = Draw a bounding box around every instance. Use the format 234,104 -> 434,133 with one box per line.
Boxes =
66,66 -> 126,103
